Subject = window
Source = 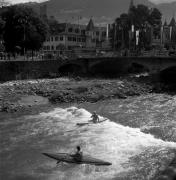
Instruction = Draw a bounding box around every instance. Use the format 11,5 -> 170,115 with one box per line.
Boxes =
96,31 -> 99,36
51,37 -> 54,41
102,31 -> 106,37
51,46 -> 54,50
55,36 -> 58,41
47,46 -> 50,50
81,30 -> 85,35
68,36 -> 72,41
73,37 -> 76,42
60,36 -> 63,41
68,28 -> 73,32
46,38 -> 50,42
82,38 -> 86,42
75,28 -> 80,33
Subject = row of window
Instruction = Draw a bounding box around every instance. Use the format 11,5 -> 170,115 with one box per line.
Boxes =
46,31 -> 106,42
43,41 -> 85,50
47,36 -> 64,42
95,31 -> 106,37
67,37 -> 86,42
68,28 -> 85,35
67,28 -> 106,37
46,36 -> 86,42
86,31 -> 107,37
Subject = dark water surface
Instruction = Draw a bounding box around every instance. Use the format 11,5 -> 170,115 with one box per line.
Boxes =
0,94 -> 176,180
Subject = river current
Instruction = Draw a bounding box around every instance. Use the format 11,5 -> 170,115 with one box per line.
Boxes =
0,94 -> 176,180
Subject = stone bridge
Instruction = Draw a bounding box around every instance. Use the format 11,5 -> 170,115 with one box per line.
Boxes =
58,56 -> 176,75
0,56 -> 176,81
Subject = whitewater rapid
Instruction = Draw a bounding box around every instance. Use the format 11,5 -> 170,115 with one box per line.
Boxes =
1,106 -> 175,180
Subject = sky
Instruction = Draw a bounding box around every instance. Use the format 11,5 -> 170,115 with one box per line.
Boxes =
7,0 -> 176,5
9,0 -> 47,4
151,0 -> 176,3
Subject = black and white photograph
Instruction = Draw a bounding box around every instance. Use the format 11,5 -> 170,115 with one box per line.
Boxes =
0,0 -> 176,179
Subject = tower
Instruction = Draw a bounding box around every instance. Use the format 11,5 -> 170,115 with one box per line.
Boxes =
128,0 -> 134,14
86,18 -> 94,31
86,18 -> 95,48
169,16 -> 176,27
163,19 -> 167,27
169,15 -> 176,46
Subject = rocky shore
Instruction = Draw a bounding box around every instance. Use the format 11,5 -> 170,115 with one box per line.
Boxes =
0,77 -> 154,113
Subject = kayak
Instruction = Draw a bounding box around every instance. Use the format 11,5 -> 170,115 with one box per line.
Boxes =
76,123 -> 89,126
76,119 -> 107,126
43,152 -> 112,166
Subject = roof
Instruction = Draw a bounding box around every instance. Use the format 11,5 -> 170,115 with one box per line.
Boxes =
169,17 -> 176,27
86,18 -> 94,31
163,20 -> 167,26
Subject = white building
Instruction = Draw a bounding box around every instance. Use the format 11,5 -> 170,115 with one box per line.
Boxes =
42,19 -> 110,56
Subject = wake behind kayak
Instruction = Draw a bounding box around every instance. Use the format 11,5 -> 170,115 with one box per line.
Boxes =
42,152 -> 112,166
76,119 -> 108,126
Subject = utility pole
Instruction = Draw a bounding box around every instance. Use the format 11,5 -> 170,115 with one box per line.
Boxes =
121,26 -> 124,49
77,16 -> 80,47
114,23 -> 117,51
23,22 -> 26,60
19,17 -> 28,60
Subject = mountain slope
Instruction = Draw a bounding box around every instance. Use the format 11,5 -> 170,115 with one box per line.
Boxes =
157,2 -> 176,22
33,0 -> 175,25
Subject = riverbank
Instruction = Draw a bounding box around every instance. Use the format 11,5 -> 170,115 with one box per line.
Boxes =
0,77 -> 154,113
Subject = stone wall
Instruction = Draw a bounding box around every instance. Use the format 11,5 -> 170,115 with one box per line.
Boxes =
0,60 -> 61,81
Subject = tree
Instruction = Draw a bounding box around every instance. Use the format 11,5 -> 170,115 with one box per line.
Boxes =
149,8 -> 162,38
110,4 -> 162,50
111,13 -> 131,50
129,5 -> 150,28
47,17 -> 61,34
1,5 -> 49,53
0,16 -> 5,34
149,8 -> 162,26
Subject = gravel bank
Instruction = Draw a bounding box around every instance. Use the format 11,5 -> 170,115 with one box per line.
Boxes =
0,77 -> 153,113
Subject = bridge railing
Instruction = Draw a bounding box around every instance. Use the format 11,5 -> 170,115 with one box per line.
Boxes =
1,49 -> 175,61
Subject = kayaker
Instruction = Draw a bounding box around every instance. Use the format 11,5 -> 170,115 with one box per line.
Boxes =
73,146 -> 83,161
91,111 -> 99,123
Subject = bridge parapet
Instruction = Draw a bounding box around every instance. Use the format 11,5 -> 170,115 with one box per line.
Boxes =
0,56 -> 176,81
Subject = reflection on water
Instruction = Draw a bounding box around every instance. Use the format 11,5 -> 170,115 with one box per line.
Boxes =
0,94 -> 176,180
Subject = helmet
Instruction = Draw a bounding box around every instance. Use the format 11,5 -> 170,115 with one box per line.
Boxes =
77,146 -> 81,151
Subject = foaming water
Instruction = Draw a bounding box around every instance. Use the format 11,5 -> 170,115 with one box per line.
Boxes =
1,106 -> 175,180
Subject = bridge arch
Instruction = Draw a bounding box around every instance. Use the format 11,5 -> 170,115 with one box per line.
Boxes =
127,62 -> 150,73
160,66 -> 176,83
89,59 -> 126,75
89,59 -> 151,76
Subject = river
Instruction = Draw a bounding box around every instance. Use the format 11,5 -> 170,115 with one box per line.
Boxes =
0,94 -> 176,180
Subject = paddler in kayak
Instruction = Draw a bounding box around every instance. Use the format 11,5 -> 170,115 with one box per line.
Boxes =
91,111 -> 100,123
72,146 -> 83,161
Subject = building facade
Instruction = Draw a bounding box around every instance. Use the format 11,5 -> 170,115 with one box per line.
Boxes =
42,19 -> 109,55
162,17 -> 176,49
